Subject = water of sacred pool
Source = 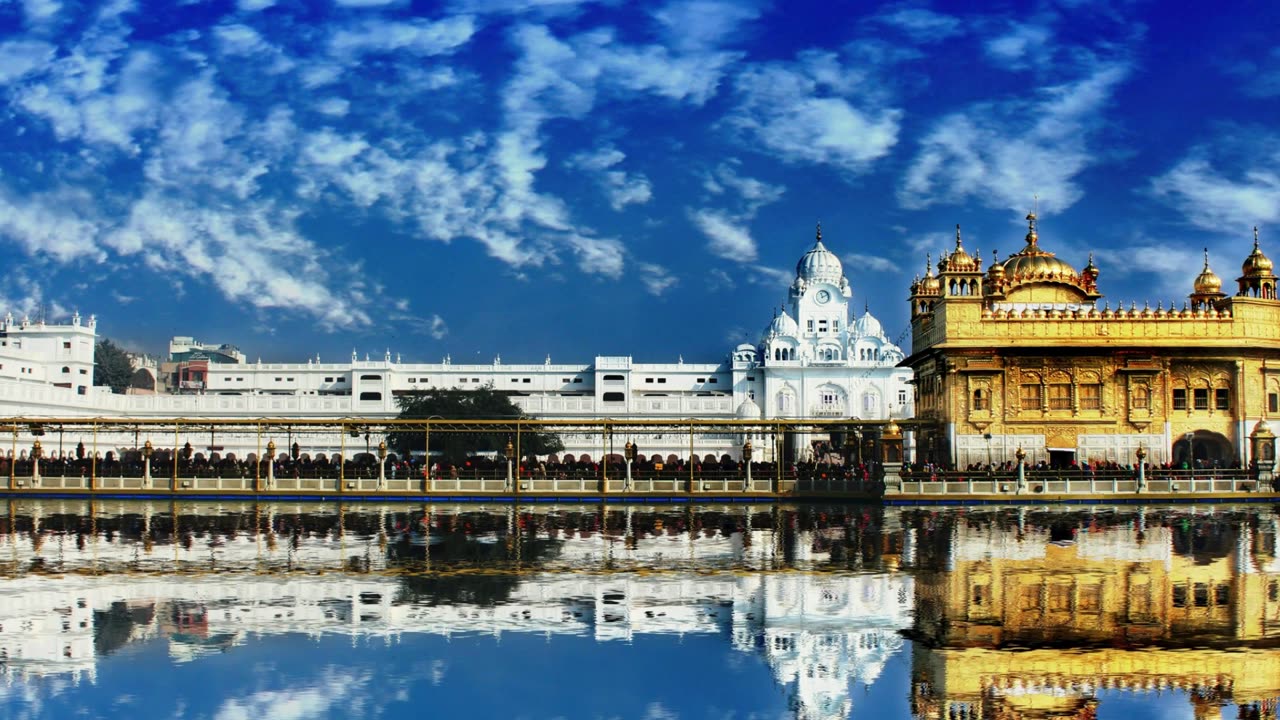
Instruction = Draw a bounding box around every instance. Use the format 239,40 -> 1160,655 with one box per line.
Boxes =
0,500 -> 1276,720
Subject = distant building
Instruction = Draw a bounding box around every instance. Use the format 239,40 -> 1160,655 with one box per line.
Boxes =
0,227 -> 912,461
905,217 -> 1280,469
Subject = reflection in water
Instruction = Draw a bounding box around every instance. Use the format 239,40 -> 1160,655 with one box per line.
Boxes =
0,501 -> 1277,719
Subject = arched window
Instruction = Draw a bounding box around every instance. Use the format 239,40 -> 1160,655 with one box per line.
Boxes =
359,391 -> 382,401
62,366 -> 70,373
972,388 -> 988,411
863,392 -> 879,415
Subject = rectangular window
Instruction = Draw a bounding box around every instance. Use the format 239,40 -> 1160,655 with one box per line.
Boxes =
806,320 -> 814,332
645,378 -> 653,383
971,584 -> 989,606
407,378 -> 416,383
1270,393 -> 1279,413
1215,388 -> 1230,410
1193,583 -> 1209,608
658,378 -> 666,383
62,341 -> 70,349
522,378 -> 531,383
325,377 -> 334,383
1020,384 -> 1042,410
1193,388 -> 1209,410
1215,584 -> 1230,607
1048,383 -> 1072,410
1172,584 -> 1187,608
817,320 -> 828,333
708,378 -> 718,384
696,378 -> 705,383
1173,388 -> 1188,410
1079,384 -> 1101,410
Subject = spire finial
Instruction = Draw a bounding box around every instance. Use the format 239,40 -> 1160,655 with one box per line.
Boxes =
926,253 -> 933,274
1254,226 -> 1260,249
1025,209 -> 1038,244
1203,247 -> 1210,270
954,224 -> 962,249
864,300 -> 869,314
815,221 -> 822,243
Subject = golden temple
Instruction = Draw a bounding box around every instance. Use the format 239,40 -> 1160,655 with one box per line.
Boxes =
905,216 -> 1280,472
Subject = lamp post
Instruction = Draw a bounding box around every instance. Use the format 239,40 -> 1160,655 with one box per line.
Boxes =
1014,446 -> 1026,494
1135,445 -> 1147,493
142,440 -> 154,488
31,439 -> 42,483
504,438 -> 514,491
266,440 -> 276,490
377,440 -> 388,490
742,439 -> 753,492
624,440 -> 635,490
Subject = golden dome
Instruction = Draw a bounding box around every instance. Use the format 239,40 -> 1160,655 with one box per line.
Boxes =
1193,248 -> 1223,294
986,249 -> 1005,278
1242,226 -> 1274,276
1001,212 -> 1081,279
945,225 -> 979,271
920,254 -> 941,293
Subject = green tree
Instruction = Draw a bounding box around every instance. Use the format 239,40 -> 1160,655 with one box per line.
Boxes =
389,386 -> 563,463
94,339 -> 134,393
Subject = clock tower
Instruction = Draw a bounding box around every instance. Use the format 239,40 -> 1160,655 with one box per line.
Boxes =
790,224 -> 853,359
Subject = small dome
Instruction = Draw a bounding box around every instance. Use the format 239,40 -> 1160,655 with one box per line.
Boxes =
918,254 -> 941,293
735,398 -> 762,419
1194,249 -> 1223,294
796,223 -> 844,283
734,342 -> 756,353
762,308 -> 798,340
986,249 -> 1005,278
1242,227 -> 1274,276
853,308 -> 883,338
945,225 -> 980,272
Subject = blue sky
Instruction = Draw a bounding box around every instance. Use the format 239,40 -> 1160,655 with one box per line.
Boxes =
0,0 -> 1277,363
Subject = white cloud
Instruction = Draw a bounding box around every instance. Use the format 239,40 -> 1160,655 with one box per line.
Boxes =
653,0 -> 762,53
729,51 -> 901,174
984,21 -> 1054,70
22,0 -> 62,26
899,59 -> 1131,214
1226,48 -> 1280,98
871,6 -> 963,43
568,147 -> 653,210
335,0 -> 401,6
691,209 -> 757,261
0,39 -> 57,83
1151,137 -> 1280,230
638,262 -> 678,295
214,669 -> 369,720
329,16 -> 478,59
236,0 -> 276,10
843,252 -> 899,273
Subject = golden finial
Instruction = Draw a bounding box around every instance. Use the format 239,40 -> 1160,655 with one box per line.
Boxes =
1254,226 -> 1260,249
1025,209 -> 1038,245
926,252 -> 932,273
955,224 -> 963,249
1203,247 -> 1210,269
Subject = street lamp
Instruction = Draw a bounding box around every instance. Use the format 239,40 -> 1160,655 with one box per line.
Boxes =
504,438 -> 515,490
742,439 -> 753,492
624,440 -> 636,490
1014,446 -> 1026,494
377,439 -> 388,489
266,440 -> 277,489
142,440 -> 154,488
31,439 -> 42,482
1135,445 -> 1147,493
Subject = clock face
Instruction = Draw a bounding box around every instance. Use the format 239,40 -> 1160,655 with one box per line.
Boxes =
816,290 -> 831,304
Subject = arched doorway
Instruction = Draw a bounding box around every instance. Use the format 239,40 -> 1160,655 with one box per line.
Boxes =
1171,430 -> 1234,468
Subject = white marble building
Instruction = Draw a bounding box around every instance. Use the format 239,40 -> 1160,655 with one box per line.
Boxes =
0,229 -> 911,461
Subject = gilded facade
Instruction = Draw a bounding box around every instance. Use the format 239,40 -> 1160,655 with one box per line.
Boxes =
905,216 -> 1280,468
908,511 -> 1280,719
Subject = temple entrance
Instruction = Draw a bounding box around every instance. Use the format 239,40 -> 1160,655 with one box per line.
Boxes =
1171,430 -> 1234,468
1048,449 -> 1076,469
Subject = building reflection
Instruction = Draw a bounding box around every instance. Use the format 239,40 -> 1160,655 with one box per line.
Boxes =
0,501 -> 909,720
3,501 -> 1279,719
905,508 -> 1280,719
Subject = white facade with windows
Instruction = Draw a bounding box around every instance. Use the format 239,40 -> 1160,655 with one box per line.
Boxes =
0,231 -> 911,460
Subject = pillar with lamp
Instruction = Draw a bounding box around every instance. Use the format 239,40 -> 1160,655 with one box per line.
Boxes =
624,440 -> 635,490
742,439 -> 753,492
142,440 -> 154,489
266,440 -> 276,490
1136,445 -> 1147,493
1014,446 -> 1026,494
30,438 -> 42,483
377,439 -> 388,490
504,438 -> 514,491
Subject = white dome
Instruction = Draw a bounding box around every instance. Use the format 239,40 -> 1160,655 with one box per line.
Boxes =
762,310 -> 799,340
735,398 -> 762,419
796,238 -> 844,284
853,310 -> 883,338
